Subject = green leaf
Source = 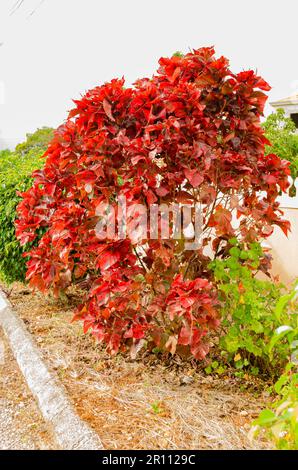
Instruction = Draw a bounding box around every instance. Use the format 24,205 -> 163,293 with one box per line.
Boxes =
250,320 -> 264,334
274,373 -> 289,394
275,293 -> 296,322
255,409 -> 276,426
215,365 -> 226,375
269,325 -> 293,353
117,176 -> 124,186
229,247 -> 240,258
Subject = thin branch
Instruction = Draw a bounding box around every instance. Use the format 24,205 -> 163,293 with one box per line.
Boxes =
183,253 -> 196,280
10,0 -> 45,18
27,0 -> 45,18
133,246 -> 148,273
10,0 -> 25,16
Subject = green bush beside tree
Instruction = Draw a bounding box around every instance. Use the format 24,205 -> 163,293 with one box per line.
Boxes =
0,127 -> 53,283
263,109 -> 298,196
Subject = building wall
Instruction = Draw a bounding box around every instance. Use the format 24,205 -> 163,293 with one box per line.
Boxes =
266,207 -> 298,284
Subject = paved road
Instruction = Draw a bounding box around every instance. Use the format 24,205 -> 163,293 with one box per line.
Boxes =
0,328 -> 58,449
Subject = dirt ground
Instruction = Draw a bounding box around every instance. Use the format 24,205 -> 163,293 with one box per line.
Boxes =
0,328 -> 58,449
3,283 -> 272,450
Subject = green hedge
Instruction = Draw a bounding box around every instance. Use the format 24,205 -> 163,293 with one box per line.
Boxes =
263,109 -> 298,193
0,127 -> 53,283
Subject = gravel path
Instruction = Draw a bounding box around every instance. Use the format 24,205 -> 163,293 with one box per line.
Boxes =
0,328 -> 58,449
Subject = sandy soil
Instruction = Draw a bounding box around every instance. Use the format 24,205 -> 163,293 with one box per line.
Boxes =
0,328 -> 58,449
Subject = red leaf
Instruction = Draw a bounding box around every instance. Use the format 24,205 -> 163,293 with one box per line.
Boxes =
191,340 -> 209,360
145,190 -> 158,205
97,251 -> 120,271
208,205 -> 233,236
103,99 -> 115,121
184,169 -> 204,188
156,186 -> 169,197
178,324 -> 192,346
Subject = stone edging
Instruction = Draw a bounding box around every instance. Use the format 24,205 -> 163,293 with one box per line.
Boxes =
0,290 -> 104,450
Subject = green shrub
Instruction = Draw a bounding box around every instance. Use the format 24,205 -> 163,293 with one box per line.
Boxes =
253,365 -> 298,449
252,285 -> 298,449
210,241 -> 297,377
263,109 -> 298,195
0,128 -> 53,283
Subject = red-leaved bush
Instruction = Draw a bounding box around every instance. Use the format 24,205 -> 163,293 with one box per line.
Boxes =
16,47 -> 290,359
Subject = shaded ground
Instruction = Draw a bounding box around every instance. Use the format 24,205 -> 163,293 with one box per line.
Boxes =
0,328 -> 58,449
6,283 -> 272,450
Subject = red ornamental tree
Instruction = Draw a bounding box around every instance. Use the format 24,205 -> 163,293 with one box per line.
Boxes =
16,47 -> 290,359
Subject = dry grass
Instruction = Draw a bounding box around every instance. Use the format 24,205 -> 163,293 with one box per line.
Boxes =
5,283 -> 272,450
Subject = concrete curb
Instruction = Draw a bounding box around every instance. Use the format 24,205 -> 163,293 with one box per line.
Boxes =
0,290 -> 104,450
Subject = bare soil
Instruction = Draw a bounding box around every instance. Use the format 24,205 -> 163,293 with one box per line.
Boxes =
0,328 -> 58,449
3,282 -> 272,450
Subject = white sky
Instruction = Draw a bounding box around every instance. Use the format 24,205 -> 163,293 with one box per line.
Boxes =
0,0 -> 298,149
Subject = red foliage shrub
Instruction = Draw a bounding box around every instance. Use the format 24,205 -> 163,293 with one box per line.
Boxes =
16,47 -> 290,358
